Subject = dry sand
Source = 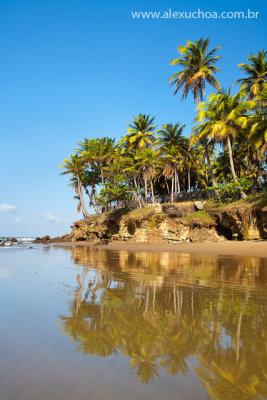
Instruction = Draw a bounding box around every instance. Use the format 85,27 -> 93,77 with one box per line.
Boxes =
56,240 -> 267,258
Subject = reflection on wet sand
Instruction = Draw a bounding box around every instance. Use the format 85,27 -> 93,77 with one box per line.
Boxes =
57,245 -> 267,399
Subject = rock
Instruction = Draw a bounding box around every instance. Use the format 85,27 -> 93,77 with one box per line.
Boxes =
232,233 -> 239,241
33,235 -> 51,243
218,206 -> 267,240
50,201 -> 267,245
190,227 -> 226,242
51,234 -> 72,243
160,220 -> 190,243
194,201 -> 205,210
10,238 -> 17,243
0,242 -> 5,246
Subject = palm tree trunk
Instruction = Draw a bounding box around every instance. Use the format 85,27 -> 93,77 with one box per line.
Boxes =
174,169 -> 177,193
144,177 -> 148,203
151,179 -> 155,205
134,177 -> 142,208
177,169 -> 181,194
77,176 -> 90,217
171,176 -> 174,203
100,165 -> 104,185
165,177 -> 170,194
227,135 -> 247,199
227,135 -> 237,181
205,147 -> 217,188
188,168 -> 191,192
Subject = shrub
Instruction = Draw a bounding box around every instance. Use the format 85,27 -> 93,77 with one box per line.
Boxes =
208,178 -> 252,203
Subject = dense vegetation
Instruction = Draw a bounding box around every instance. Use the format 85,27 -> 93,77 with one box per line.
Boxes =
60,39 -> 267,216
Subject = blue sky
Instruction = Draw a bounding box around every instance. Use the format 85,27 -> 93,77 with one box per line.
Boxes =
1,0 -> 266,237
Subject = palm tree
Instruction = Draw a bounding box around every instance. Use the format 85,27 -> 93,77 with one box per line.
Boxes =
159,123 -> 189,196
169,38 -> 221,104
158,123 -> 187,148
121,153 -> 145,208
192,90 -> 253,197
68,170 -> 99,211
135,148 -> 160,204
121,114 -> 157,150
163,146 -> 183,202
249,88 -> 267,154
190,131 -> 217,189
78,137 -> 115,185
60,155 -> 90,217
235,50 -> 267,99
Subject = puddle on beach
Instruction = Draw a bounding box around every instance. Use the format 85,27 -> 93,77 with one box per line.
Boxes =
0,244 -> 266,400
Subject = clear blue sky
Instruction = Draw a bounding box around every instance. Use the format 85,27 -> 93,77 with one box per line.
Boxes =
1,0 -> 266,237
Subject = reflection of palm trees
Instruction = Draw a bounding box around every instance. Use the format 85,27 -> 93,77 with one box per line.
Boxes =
128,342 -> 160,384
57,245 -> 267,396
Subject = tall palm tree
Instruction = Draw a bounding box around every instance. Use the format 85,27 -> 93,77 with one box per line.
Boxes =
235,50 -> 267,99
163,146 -> 183,202
190,131 -> 217,189
158,123 -> 187,148
78,137 -> 115,184
60,155 -> 90,217
69,170 -> 99,211
121,114 -> 157,150
135,148 -> 160,204
169,38 -> 221,104
248,87 -> 267,162
192,90 -> 253,197
159,124 -> 189,196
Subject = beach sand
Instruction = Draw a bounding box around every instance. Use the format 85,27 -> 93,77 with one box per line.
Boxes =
55,240 -> 267,258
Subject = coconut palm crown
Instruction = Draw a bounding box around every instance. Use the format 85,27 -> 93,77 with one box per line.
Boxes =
235,50 -> 267,99
169,38 -> 221,104
121,114 -> 157,150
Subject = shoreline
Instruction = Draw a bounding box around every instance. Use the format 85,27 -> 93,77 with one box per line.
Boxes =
53,240 -> 267,258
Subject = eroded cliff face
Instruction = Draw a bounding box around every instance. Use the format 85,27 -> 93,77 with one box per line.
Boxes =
209,205 -> 267,240
69,201 -> 267,244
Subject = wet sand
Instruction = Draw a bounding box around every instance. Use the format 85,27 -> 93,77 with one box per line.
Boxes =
55,240 -> 267,258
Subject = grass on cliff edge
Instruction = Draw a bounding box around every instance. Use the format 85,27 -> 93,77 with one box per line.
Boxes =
179,210 -> 216,227
112,205 -> 216,228
205,192 -> 267,210
98,192 -> 266,224
122,206 -> 156,224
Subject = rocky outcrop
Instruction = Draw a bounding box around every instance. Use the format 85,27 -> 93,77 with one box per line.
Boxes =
209,205 -> 267,240
44,198 -> 267,245
68,203 -> 227,244
33,235 -> 52,243
33,234 -> 72,243
71,212 -> 123,242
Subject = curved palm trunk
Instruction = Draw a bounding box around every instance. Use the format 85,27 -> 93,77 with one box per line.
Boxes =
165,177 -> 170,195
227,135 -> 237,182
77,176 -> 90,217
174,167 -> 181,199
204,147 -> 217,188
187,168 -> 191,192
100,166 -> 104,185
227,135 -> 247,199
144,177 -> 148,204
133,177 -> 142,208
171,176 -> 174,203
176,168 -> 181,195
151,179 -> 155,205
